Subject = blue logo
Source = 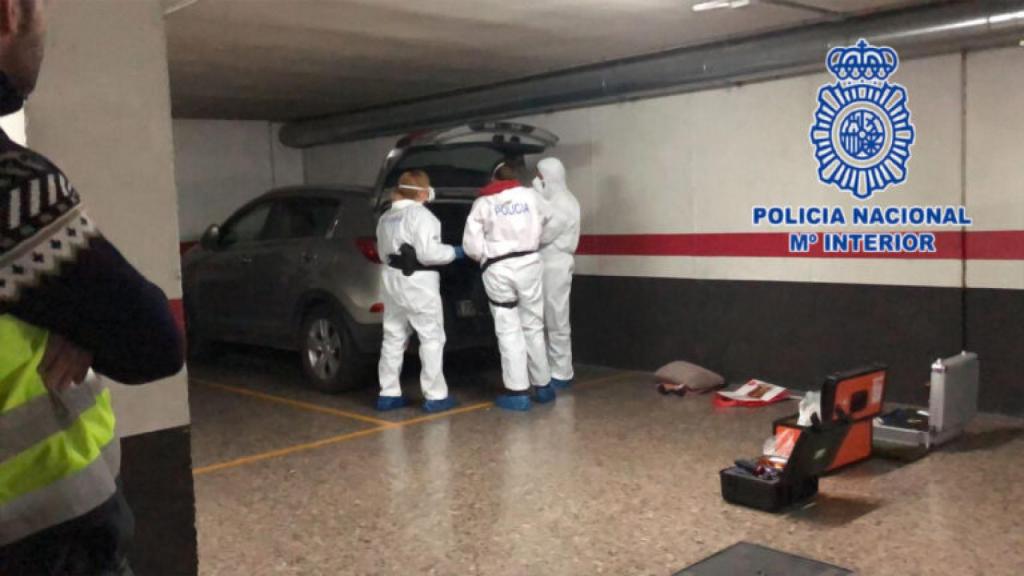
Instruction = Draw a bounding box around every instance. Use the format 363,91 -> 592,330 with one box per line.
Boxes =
810,39 -> 915,200
495,202 -> 530,216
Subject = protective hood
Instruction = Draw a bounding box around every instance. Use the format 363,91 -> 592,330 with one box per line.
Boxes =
478,180 -> 521,197
536,157 -> 569,200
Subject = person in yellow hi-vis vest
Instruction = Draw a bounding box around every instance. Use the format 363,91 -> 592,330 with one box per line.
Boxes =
0,1 -> 185,573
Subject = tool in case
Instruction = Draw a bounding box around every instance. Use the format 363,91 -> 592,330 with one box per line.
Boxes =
720,419 -> 850,512
873,352 -> 978,450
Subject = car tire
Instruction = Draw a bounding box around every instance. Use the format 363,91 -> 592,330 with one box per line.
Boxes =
299,305 -> 366,393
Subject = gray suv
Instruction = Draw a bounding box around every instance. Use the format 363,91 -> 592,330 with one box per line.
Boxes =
182,122 -> 558,392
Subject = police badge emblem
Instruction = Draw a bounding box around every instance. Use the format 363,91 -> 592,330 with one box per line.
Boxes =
810,39 -> 916,200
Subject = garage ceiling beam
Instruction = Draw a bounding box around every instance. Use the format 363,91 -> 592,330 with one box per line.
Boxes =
280,1 -> 1024,148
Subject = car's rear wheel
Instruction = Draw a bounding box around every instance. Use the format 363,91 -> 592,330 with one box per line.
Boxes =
300,306 -> 365,393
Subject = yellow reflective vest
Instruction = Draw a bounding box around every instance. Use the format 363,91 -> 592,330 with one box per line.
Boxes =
0,314 -> 120,546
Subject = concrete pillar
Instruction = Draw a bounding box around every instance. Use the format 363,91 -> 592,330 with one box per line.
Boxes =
24,1 -> 196,573
0,110 -> 24,144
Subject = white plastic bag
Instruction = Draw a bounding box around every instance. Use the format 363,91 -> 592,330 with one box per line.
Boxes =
797,391 -> 821,426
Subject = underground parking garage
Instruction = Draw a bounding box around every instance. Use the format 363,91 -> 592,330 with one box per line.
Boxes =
2,0 -> 1024,574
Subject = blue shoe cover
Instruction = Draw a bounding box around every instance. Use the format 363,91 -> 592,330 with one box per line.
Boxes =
375,396 -> 407,411
423,397 -> 458,413
550,378 -> 573,390
495,394 -> 532,412
533,385 -> 556,404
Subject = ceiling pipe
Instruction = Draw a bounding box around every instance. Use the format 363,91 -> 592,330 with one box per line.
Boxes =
163,0 -> 201,17
280,1 -> 1024,148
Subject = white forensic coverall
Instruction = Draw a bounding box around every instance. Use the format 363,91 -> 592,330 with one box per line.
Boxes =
535,158 -> 581,382
376,199 -> 457,400
463,183 -> 552,392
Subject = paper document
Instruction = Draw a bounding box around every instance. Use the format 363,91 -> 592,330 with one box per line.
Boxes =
715,379 -> 791,407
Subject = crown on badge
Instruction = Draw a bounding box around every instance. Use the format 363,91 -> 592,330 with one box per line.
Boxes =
826,39 -> 898,84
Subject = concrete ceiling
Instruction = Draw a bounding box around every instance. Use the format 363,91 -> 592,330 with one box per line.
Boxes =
163,0 -> 938,122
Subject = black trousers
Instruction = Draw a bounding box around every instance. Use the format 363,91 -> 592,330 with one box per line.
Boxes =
0,484 -> 135,576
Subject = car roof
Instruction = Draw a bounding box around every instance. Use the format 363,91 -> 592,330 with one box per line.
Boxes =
258,185 -> 374,202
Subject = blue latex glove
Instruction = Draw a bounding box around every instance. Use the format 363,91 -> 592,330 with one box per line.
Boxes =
453,246 -> 466,260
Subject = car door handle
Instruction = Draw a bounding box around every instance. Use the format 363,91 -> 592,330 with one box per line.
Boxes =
240,256 -> 253,264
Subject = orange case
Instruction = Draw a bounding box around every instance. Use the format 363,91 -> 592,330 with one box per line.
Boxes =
820,365 -> 886,422
774,364 -> 886,472
829,420 -> 873,470
773,418 -> 874,472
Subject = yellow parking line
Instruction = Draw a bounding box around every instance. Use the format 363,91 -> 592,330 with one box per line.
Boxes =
190,378 -> 396,428
192,426 -> 389,476
192,402 -> 495,476
572,371 -> 635,388
191,371 -> 633,476
395,401 -> 494,426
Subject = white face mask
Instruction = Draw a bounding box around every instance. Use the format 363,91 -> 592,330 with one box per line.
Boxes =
532,176 -> 545,194
398,184 -> 436,203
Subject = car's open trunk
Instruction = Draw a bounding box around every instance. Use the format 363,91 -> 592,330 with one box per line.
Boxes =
427,199 -> 495,350
375,122 -> 559,351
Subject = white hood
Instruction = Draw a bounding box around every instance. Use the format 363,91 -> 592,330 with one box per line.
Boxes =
536,157 -> 568,200
535,157 -> 581,255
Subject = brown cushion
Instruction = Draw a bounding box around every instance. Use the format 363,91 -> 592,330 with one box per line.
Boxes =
654,361 -> 725,392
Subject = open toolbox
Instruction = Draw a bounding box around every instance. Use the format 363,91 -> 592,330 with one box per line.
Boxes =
774,363 -> 887,472
873,352 -> 978,450
720,419 -> 850,512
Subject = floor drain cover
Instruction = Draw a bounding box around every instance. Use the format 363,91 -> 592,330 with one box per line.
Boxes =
675,542 -> 854,576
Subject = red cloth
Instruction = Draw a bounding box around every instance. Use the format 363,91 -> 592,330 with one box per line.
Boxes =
478,180 -> 521,197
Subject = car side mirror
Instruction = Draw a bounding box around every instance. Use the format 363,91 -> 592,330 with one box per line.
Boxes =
200,224 -> 222,250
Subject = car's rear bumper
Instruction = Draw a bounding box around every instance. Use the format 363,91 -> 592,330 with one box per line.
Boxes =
348,312 -> 495,356
446,326 -> 497,351
445,310 -> 496,351
348,319 -> 384,355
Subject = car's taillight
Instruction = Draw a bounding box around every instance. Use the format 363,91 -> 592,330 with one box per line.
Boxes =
356,237 -> 381,263
370,302 -> 384,314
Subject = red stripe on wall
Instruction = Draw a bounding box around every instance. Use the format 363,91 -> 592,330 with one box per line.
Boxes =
964,231 -> 1024,260
169,298 -> 185,334
578,230 -> 1024,260
178,231 -> 1024,261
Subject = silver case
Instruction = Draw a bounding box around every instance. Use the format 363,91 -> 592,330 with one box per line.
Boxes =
873,352 -> 979,449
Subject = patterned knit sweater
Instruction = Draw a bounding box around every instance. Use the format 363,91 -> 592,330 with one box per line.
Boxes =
0,127 -> 183,384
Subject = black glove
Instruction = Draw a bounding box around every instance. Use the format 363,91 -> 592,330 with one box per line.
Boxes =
387,243 -> 420,276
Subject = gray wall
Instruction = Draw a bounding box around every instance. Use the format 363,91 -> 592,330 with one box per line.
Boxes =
300,48 -> 1024,414
25,3 -> 197,571
304,133 -> 395,187
26,0 -> 188,436
174,119 -> 304,241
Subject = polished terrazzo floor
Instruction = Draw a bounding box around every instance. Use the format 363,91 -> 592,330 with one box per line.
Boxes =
189,349 -> 1024,575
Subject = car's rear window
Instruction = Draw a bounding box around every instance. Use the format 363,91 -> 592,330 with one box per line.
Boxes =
385,146 -> 506,189
384,141 -> 546,187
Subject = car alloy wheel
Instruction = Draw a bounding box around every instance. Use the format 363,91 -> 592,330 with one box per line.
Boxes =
307,318 -> 344,381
